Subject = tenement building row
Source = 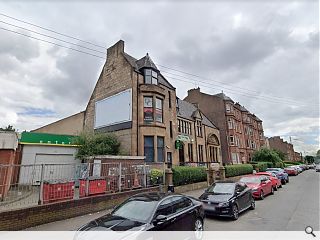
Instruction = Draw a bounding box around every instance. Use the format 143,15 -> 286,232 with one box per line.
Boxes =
33,40 -> 265,165
266,136 -> 302,162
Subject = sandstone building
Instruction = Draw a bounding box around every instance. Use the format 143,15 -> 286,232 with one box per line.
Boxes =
184,88 -> 265,164
33,40 -> 222,166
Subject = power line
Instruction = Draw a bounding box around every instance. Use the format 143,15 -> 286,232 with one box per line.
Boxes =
0,15 -> 315,106
0,12 -> 309,105
0,12 -> 107,50
0,27 -> 106,60
161,70 -> 308,105
165,74 -> 310,106
0,20 -> 107,55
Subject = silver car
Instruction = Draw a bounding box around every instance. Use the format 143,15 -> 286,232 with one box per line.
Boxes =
316,164 -> 320,172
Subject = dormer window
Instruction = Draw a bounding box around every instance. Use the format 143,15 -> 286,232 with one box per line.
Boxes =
144,69 -> 158,85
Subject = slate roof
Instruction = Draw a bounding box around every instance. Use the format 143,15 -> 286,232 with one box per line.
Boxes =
123,52 -> 175,90
177,98 -> 217,129
214,93 -> 233,102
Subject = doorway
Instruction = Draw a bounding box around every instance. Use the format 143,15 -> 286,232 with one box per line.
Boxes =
179,143 -> 185,165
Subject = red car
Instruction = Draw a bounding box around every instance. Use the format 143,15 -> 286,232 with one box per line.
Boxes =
255,172 -> 282,191
239,175 -> 274,200
284,167 -> 298,176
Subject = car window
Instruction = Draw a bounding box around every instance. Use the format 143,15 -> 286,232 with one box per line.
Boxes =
154,198 -> 173,218
171,196 -> 192,214
236,183 -> 246,192
112,199 -> 158,223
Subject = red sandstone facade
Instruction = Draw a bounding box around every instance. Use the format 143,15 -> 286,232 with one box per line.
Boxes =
267,136 -> 302,162
184,88 -> 265,164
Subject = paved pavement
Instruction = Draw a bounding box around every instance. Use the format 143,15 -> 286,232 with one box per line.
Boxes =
26,169 -> 319,231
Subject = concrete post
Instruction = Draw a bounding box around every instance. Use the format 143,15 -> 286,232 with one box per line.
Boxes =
206,167 -> 214,186
219,166 -> 226,180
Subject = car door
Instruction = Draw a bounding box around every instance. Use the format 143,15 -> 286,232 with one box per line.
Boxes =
235,183 -> 247,211
151,197 -> 174,231
170,196 -> 195,230
239,182 -> 252,209
261,176 -> 271,194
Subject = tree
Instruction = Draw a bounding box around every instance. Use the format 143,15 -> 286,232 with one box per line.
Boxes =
72,131 -> 121,160
272,149 -> 287,161
0,125 -> 15,131
252,148 -> 282,164
304,155 -> 315,164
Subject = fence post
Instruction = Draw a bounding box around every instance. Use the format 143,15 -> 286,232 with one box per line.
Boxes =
118,162 -> 122,192
85,163 -> 90,196
143,163 -> 147,188
38,164 -> 45,205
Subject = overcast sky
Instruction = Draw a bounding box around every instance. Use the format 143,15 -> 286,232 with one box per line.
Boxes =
0,1 -> 318,155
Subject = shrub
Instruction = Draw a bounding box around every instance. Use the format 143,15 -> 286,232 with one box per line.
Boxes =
73,131 -> 121,160
150,169 -> 163,185
172,166 -> 206,186
252,148 -> 282,164
250,162 -> 268,172
225,164 -> 253,177
274,162 -> 285,168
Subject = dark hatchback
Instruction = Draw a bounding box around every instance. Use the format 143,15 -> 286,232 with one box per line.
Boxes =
199,181 -> 255,220
78,192 -> 204,231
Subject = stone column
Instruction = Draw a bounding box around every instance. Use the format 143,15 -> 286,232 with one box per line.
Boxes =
165,168 -> 174,192
219,166 -> 226,180
206,167 -> 215,186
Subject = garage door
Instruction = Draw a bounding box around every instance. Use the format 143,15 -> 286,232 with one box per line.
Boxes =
32,154 -> 79,185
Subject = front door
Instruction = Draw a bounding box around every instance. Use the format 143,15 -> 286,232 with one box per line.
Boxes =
179,144 -> 185,165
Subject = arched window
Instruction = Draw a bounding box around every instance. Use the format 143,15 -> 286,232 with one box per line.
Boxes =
207,134 -> 220,146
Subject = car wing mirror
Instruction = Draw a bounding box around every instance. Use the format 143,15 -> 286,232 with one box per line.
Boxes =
153,215 -> 167,224
236,191 -> 241,196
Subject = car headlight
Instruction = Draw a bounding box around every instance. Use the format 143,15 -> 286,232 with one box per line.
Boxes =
252,187 -> 259,192
218,202 -> 229,207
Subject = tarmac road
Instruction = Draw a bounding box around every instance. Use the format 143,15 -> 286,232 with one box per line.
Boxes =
187,169 -> 320,231
26,169 -> 319,231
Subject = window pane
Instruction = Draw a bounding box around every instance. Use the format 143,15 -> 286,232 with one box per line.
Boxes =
152,77 -> 158,85
144,136 -> 154,162
156,98 -> 162,109
157,137 -> 164,162
145,69 -> 152,76
145,75 -> 152,84
152,70 -> 157,78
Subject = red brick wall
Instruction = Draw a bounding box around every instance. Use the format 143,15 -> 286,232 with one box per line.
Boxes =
0,186 -> 159,231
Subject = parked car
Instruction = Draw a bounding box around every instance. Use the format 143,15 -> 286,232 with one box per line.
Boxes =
199,181 -> 255,220
284,166 -> 298,176
77,192 -> 204,231
266,168 -> 289,184
239,175 -> 274,200
255,172 -> 282,190
308,164 -> 316,169
316,164 -> 320,172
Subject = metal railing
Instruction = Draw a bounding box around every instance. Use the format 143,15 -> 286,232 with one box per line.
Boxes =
0,162 -> 165,212
178,161 -> 220,168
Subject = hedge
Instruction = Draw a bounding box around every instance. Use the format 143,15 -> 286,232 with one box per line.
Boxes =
284,161 -> 304,165
250,162 -> 268,172
250,161 -> 285,170
172,166 -> 207,186
225,164 -> 253,178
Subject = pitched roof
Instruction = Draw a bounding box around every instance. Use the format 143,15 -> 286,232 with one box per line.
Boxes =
177,98 -> 217,129
136,53 -> 158,70
214,92 -> 233,102
123,52 -> 175,90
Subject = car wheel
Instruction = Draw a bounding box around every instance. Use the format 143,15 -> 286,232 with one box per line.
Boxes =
250,199 -> 255,210
282,180 -> 286,185
232,205 -> 239,220
278,183 -> 282,188
260,190 -> 264,200
274,185 -> 278,191
194,218 -> 204,231
286,178 -> 289,183
270,187 -> 274,195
